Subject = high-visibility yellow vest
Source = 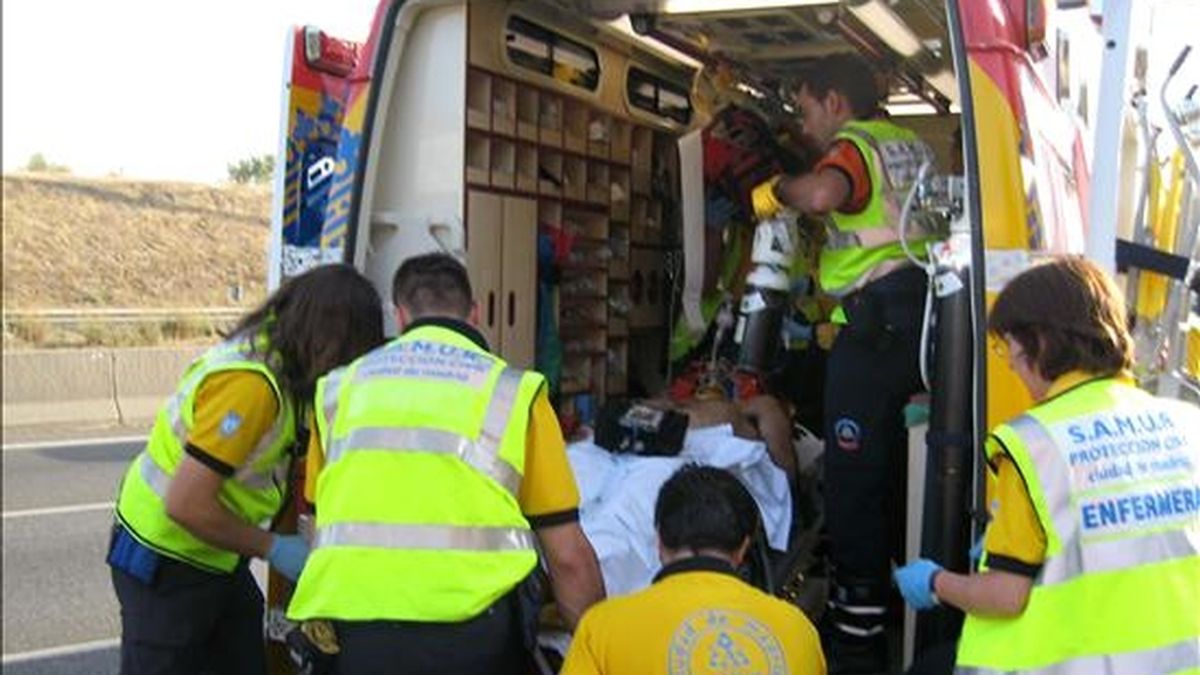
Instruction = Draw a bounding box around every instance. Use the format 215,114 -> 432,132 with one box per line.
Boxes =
957,378 -> 1200,674
821,119 -> 939,299
287,324 -> 545,622
115,335 -> 296,573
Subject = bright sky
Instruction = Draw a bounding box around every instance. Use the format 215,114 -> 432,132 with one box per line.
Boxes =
2,1 -> 1196,184
2,0 -> 379,183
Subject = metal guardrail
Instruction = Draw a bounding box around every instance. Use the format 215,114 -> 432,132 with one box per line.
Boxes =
2,307 -> 245,326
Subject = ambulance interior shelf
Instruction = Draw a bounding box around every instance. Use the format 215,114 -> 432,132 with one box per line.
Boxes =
463,66 -> 676,426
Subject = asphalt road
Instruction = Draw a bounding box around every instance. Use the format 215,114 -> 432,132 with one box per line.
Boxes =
2,436 -> 142,674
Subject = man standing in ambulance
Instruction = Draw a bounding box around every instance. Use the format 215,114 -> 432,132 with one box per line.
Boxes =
753,53 -> 939,673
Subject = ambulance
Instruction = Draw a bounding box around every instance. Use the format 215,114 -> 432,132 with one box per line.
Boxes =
267,0 -> 1200,670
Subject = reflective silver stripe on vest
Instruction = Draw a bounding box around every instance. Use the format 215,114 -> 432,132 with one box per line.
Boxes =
140,449 -> 279,497
321,367 -> 347,440
1007,415 -> 1077,554
956,634 -> 1200,675
1040,528 -> 1197,586
1006,415 -> 1199,586
314,521 -> 535,552
824,225 -> 905,251
325,426 -> 522,496
140,453 -> 172,498
324,367 -> 526,497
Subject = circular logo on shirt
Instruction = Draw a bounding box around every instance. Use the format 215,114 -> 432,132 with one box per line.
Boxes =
667,609 -> 787,674
834,417 -> 862,452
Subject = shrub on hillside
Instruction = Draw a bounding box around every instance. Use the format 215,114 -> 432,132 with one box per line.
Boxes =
25,153 -> 70,174
227,154 -> 275,184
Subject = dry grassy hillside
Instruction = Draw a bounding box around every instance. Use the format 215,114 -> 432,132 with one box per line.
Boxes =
2,174 -> 270,309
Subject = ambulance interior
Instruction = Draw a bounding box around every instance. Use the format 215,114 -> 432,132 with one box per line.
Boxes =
352,0 -> 965,647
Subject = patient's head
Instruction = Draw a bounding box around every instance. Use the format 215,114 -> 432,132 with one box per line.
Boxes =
655,465 -> 761,566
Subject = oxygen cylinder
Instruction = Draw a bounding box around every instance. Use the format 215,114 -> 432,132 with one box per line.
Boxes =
734,216 -> 797,372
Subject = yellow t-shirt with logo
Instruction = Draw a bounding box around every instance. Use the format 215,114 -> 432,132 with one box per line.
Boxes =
303,388 -> 580,522
562,559 -> 826,675
185,370 -> 279,474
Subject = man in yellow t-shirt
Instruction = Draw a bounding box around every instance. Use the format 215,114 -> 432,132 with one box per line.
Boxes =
562,465 -> 825,675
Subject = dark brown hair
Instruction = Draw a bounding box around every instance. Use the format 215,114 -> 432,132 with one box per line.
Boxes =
796,53 -> 883,119
391,252 -> 473,318
988,256 -> 1133,381
656,464 -> 760,554
228,264 -> 384,403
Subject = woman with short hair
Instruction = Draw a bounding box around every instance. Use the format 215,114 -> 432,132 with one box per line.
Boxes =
895,256 -> 1200,674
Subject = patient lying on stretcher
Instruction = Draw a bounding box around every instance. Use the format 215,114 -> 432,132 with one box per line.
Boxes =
565,393 -> 805,598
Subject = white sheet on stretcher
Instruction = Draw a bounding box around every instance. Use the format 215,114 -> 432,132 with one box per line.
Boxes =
567,424 -> 792,597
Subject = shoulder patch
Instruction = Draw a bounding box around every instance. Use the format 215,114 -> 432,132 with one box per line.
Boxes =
219,411 -> 244,438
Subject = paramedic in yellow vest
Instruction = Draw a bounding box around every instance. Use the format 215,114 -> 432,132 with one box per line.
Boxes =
288,252 -> 605,675
752,53 -> 938,671
107,264 -> 384,675
562,465 -> 826,675
894,257 -> 1200,674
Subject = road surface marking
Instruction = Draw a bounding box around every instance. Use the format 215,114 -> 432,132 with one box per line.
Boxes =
1,637 -> 121,664
2,501 -> 115,520
2,435 -> 146,452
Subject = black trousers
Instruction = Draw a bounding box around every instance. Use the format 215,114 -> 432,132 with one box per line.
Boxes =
823,267 -> 927,627
111,557 -> 265,675
332,591 -> 527,675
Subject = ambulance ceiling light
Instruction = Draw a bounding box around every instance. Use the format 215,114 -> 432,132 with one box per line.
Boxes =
926,69 -> 959,104
847,0 -> 923,58
660,0 -> 835,14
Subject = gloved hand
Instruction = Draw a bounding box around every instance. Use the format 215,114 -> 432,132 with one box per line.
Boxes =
782,316 -> 814,342
751,175 -> 785,220
268,534 -> 310,582
893,559 -> 942,611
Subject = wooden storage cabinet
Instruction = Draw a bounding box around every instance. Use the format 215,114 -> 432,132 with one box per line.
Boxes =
466,190 -> 536,369
462,65 -> 680,406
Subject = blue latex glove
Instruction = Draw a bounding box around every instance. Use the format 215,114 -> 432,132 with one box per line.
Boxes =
894,559 -> 943,610
267,534 -> 310,581
782,316 -> 814,342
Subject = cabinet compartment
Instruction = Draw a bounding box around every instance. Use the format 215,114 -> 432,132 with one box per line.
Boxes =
467,190 -> 503,350
539,94 -> 562,146
492,78 -> 516,136
490,138 -> 516,190
609,223 -> 630,280
561,208 -> 608,241
563,99 -> 588,154
586,161 -> 609,205
517,86 -> 539,141
631,126 -> 654,190
538,150 -> 563,196
539,199 -> 562,229
606,338 -> 628,395
500,196 -> 537,368
610,167 -> 630,221
516,143 -> 538,193
628,246 -> 666,329
587,111 -> 610,158
563,155 -> 587,201
631,196 -> 662,244
466,131 -> 491,185
467,69 -> 491,130
466,190 -> 537,368
610,120 -> 632,164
